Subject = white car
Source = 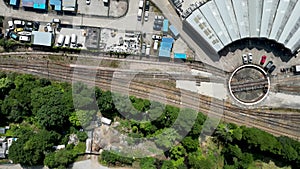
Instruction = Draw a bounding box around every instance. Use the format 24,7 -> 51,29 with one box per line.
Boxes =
144,11 -> 149,22
86,0 -> 90,5
19,35 -> 30,42
242,54 -> 248,64
152,34 -> 162,40
248,53 -> 253,63
8,21 -> 14,30
13,20 -> 25,26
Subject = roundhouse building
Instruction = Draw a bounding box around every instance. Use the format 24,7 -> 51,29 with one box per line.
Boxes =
183,0 -> 300,55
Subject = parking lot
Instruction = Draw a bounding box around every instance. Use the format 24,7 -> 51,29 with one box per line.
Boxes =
77,0 -> 128,17
219,48 -> 300,75
56,28 -> 87,49
78,0 -> 108,16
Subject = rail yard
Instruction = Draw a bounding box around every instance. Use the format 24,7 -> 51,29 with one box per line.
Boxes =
0,53 -> 299,141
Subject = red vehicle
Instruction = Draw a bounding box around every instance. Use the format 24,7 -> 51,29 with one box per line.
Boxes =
260,55 -> 267,65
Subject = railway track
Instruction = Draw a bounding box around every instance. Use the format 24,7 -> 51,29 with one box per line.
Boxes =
0,57 -> 299,140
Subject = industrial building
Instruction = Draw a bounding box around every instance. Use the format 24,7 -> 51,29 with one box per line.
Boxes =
184,0 -> 300,55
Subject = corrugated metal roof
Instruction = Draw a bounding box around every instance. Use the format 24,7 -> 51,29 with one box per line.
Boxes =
232,0 -> 249,38
269,0 -> 297,41
278,0 -> 300,45
162,19 -> 169,32
185,9 -> 223,52
260,0 -> 280,38
214,0 -> 240,41
200,1 -> 231,46
169,25 -> 179,37
248,0 -> 263,37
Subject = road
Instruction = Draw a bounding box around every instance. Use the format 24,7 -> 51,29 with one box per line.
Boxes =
0,0 -> 222,67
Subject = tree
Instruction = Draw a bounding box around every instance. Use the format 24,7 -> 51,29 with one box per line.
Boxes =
0,77 -> 15,99
44,149 -> 76,168
181,136 -> 199,152
154,128 -> 180,149
139,157 -> 156,169
173,108 -> 198,135
69,110 -> 96,128
96,91 -> 117,119
190,112 -> 207,137
161,160 -> 174,169
169,145 -> 186,160
9,130 -> 60,166
31,86 -> 73,131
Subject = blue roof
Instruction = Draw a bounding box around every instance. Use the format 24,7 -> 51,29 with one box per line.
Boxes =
10,0 -> 18,5
50,0 -> 62,10
22,0 -> 46,9
162,37 -> 174,43
169,25 -> 179,37
162,19 -> 169,32
32,31 -> 53,46
159,38 -> 174,58
174,53 -> 187,59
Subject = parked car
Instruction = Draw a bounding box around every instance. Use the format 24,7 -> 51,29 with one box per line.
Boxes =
248,53 -> 253,63
86,0 -> 90,5
260,55 -> 267,65
52,18 -> 61,24
152,34 -> 162,40
268,65 -> 276,74
33,21 -> 40,30
264,61 -> 273,71
24,27 -> 33,32
145,0 -> 150,11
9,32 -> 19,40
13,20 -> 25,26
242,54 -> 248,64
19,35 -> 30,42
26,21 -> 33,27
153,25 -> 161,31
14,28 -> 23,32
8,21 -> 14,30
154,19 -> 163,25
155,15 -> 164,20
144,11 -> 149,22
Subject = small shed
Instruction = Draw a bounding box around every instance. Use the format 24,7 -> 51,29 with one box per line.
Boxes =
162,19 -> 169,35
169,25 -> 180,39
174,53 -> 187,62
9,0 -> 19,6
50,0 -> 62,11
62,0 -> 77,12
101,117 -> 112,125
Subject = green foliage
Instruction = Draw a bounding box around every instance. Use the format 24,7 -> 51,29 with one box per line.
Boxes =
169,145 -> 186,160
101,150 -> 134,166
31,86 -> 73,131
44,149 -> 76,168
181,136 -> 199,152
242,127 -> 282,154
76,131 -> 88,142
0,77 -> 15,99
139,157 -> 157,169
161,160 -> 174,169
188,152 -> 214,169
96,90 -> 117,119
189,112 -> 207,137
154,128 -> 180,149
69,110 -> 96,128
9,130 -> 60,166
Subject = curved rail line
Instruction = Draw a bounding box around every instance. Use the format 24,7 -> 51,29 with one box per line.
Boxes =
0,57 -> 299,140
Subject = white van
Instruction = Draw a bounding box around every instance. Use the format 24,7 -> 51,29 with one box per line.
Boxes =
71,34 -> 77,47
57,34 -> 65,47
153,40 -> 159,50
64,35 -> 70,47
